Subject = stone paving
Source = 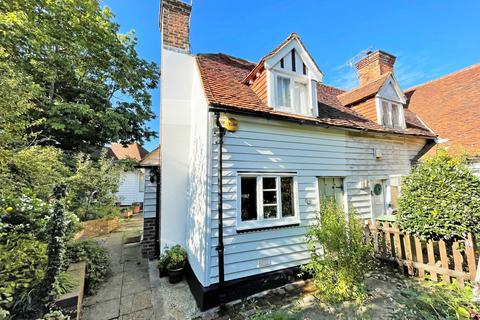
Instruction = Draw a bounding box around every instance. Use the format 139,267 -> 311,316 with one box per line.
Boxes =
82,214 -> 156,320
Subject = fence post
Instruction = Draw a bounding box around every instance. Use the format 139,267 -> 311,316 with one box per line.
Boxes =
466,233 -> 477,281
438,240 -> 450,283
414,237 -> 425,279
404,233 -> 414,276
452,241 -> 464,287
427,240 -> 438,281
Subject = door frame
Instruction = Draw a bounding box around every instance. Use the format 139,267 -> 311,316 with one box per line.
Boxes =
370,179 -> 388,220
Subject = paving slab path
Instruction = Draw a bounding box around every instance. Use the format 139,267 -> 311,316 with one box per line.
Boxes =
82,214 -> 156,320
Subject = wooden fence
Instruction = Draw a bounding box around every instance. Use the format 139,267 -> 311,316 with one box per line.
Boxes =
364,221 -> 477,287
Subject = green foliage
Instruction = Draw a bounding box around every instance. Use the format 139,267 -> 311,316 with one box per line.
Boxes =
65,240 -> 111,294
158,245 -> 187,271
0,0 -> 159,151
398,151 -> 480,240
394,281 -> 479,320
0,224 -> 47,317
66,152 -> 121,221
40,309 -> 71,320
302,200 -> 374,303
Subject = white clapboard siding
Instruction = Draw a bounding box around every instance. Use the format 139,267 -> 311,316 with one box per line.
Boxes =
207,115 -> 427,284
116,170 -> 144,205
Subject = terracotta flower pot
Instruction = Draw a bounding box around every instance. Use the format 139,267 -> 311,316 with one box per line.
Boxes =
167,266 -> 184,283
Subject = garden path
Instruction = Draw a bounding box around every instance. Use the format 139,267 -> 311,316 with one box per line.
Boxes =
81,214 -> 157,320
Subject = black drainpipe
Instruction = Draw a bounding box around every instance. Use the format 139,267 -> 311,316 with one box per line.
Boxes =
153,164 -> 161,259
215,112 -> 226,311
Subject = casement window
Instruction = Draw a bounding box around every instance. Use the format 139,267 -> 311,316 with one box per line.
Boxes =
275,75 -> 311,116
380,100 -> 404,129
238,173 -> 299,230
276,76 -> 291,109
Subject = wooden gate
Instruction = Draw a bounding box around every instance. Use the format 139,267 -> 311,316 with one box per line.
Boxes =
364,221 -> 477,287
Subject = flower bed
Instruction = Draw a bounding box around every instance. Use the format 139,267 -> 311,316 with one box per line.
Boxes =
74,216 -> 119,239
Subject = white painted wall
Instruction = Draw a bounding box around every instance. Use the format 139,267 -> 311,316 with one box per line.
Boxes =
206,115 -> 427,285
159,49 -> 195,251
116,170 -> 144,205
184,64 -> 211,286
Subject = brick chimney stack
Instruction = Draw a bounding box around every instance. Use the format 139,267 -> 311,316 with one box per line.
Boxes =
160,0 -> 192,53
355,50 -> 396,86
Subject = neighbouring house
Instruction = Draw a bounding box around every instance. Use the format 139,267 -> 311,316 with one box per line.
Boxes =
107,143 -> 148,206
405,64 -> 480,176
158,0 -> 436,310
138,146 -> 161,258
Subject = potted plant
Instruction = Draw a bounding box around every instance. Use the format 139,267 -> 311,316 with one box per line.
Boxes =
132,202 -> 141,214
122,207 -> 132,219
157,245 -> 187,283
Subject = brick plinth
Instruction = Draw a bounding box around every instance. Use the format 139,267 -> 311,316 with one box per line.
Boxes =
142,217 -> 157,259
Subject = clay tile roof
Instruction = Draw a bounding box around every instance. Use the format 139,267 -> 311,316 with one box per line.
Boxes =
195,52 -> 435,138
337,73 -> 391,106
406,64 -> 480,155
108,143 -> 149,162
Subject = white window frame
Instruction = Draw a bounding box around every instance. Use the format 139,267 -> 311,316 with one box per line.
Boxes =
376,98 -> 406,129
138,170 -> 145,192
273,71 -> 313,117
236,172 -> 300,231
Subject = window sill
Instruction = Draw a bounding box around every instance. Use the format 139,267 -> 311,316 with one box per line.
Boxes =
236,222 -> 301,234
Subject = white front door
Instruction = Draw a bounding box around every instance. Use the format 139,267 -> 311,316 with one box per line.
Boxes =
371,180 -> 386,219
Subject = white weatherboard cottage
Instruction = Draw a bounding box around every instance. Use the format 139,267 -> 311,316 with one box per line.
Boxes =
158,0 -> 436,310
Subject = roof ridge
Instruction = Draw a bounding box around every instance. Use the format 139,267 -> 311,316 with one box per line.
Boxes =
337,72 -> 391,98
405,63 -> 480,92
196,52 -> 256,65
318,82 -> 346,93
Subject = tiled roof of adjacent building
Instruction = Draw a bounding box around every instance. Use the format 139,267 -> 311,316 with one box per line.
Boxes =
108,143 -> 149,162
406,64 -> 480,155
195,53 -> 435,138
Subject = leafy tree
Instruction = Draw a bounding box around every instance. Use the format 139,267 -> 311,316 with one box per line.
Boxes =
0,0 -> 159,151
66,151 -> 121,221
398,151 -> 480,240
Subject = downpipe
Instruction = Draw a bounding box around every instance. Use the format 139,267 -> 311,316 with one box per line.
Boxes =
215,112 -> 226,312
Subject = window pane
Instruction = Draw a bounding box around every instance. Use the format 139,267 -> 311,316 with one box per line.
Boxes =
263,190 -> 277,204
391,104 -> 400,128
276,77 -> 291,108
263,177 -> 276,190
241,177 -> 257,221
382,101 -> 391,127
139,172 -> 145,192
281,177 -> 294,217
263,205 -> 278,219
293,82 -> 308,114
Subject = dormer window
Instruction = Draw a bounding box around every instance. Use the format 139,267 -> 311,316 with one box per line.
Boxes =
275,75 -> 309,115
243,34 -> 323,117
380,100 -> 404,129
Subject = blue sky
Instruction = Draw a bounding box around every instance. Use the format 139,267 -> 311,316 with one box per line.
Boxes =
102,0 -> 480,151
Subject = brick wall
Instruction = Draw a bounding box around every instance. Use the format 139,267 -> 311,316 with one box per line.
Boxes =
142,217 -> 157,259
161,0 -> 192,52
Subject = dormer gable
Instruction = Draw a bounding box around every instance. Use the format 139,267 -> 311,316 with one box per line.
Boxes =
244,33 -> 323,117
375,74 -> 407,129
339,50 -> 407,130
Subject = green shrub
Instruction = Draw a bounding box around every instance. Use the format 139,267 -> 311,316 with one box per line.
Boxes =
40,309 -> 71,320
398,151 -> 480,240
302,200 -> 374,303
65,240 -> 111,294
0,225 -> 47,317
394,281 -> 479,319
157,245 -> 187,271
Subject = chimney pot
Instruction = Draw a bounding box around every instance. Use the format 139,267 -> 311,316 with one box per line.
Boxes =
160,0 -> 192,53
355,50 -> 396,86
